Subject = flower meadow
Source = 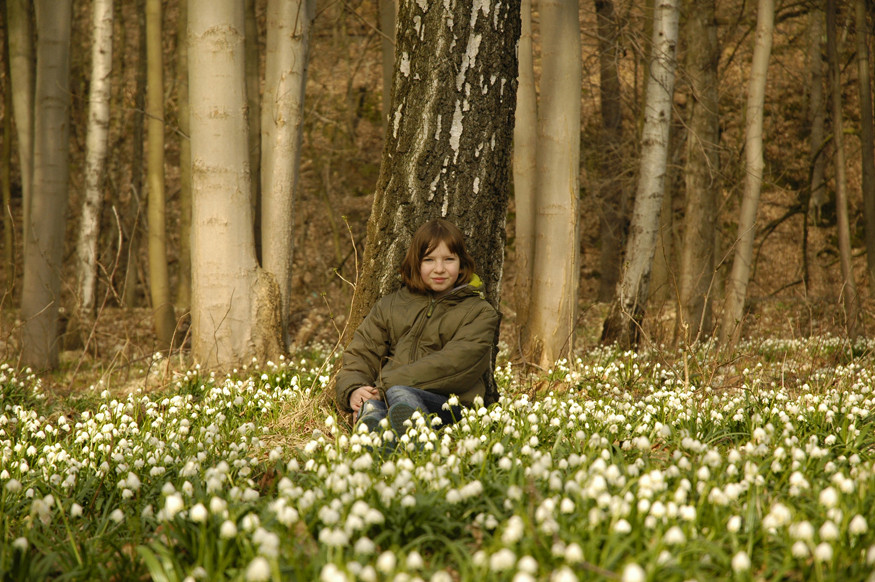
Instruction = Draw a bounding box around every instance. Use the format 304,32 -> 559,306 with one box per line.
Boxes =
3,337 -> 875,581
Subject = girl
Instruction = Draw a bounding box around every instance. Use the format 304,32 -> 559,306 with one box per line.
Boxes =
335,218 -> 501,434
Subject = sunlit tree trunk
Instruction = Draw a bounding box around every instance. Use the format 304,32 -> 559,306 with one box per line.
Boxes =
20,0 -> 72,369
594,0 -> 626,302
679,0 -> 719,342
348,0 -> 520,331
523,0 -> 581,367
2,55 -> 11,296
5,0 -> 34,249
601,0 -> 680,348
719,0 -> 774,346
189,0 -> 284,368
856,0 -> 875,292
75,0 -> 114,323
261,0 -> 315,351
175,0 -> 192,311
245,0 -> 262,259
807,8 -> 827,221
146,0 -> 177,349
825,0 -> 860,335
512,0 -> 537,331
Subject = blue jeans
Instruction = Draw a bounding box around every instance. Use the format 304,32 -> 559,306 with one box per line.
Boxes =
356,385 -> 462,432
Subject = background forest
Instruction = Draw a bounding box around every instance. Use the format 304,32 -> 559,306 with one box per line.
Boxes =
1,0 -> 875,379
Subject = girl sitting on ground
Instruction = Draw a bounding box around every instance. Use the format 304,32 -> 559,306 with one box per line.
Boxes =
335,218 -> 501,434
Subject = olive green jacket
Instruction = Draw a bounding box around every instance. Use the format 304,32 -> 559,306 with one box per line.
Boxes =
335,276 -> 500,413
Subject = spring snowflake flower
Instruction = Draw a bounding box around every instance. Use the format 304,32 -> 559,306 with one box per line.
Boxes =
110,509 -> 125,523
791,541 -> 809,558
162,493 -> 184,521
12,537 -> 28,551
664,526 -> 686,545
376,551 -> 396,574
731,551 -> 750,572
727,515 -> 741,533
621,563 -> 645,582
190,503 -> 208,523
550,566 -> 577,582
5,479 -> 22,494
814,542 -> 833,563
245,556 -> 271,582
613,519 -> 632,534
819,486 -> 839,508
490,548 -> 517,572
849,515 -> 868,535
406,550 -> 424,570
819,520 -> 839,541
71,503 -> 83,518
354,537 -> 376,555
220,520 -> 238,539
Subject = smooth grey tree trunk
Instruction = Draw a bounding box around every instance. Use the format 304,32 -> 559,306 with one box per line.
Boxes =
189,0 -> 284,368
5,0 -> 34,250
719,0 -> 774,346
523,0 -> 582,367
146,0 -> 177,349
601,0 -> 680,348
261,0 -> 316,351
679,0 -> 720,342
825,0 -> 860,336
175,0 -> 192,311
512,0 -> 537,332
348,0 -> 521,333
807,9 -> 827,221
20,0 -> 73,369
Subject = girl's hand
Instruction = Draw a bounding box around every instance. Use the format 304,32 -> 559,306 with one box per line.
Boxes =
350,386 -> 380,413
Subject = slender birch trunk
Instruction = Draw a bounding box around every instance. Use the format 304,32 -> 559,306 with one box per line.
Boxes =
601,0 -> 680,348
20,0 -> 72,369
2,56 -> 11,296
807,9 -> 827,222
5,0 -> 34,249
512,0 -> 537,331
718,0 -> 774,346
856,0 -> 875,292
261,0 -> 316,351
825,0 -> 860,336
75,0 -> 114,320
146,0 -> 176,349
679,0 -> 720,342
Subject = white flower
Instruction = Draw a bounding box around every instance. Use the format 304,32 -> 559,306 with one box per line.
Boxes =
621,563 -> 645,582
731,551 -> 750,572
163,493 -> 184,521
12,537 -> 28,551
5,479 -> 22,494
564,543 -> 583,563
517,555 -> 538,574
663,526 -> 686,545
819,520 -> 839,541
219,520 -> 238,539
791,541 -> 809,558
727,515 -> 741,533
71,503 -> 83,518
245,556 -> 271,582
406,550 -> 424,570
849,515 -> 868,535
550,566 -> 577,582
502,515 -> 525,544
110,509 -> 125,523
819,486 -> 839,508
354,537 -> 375,555
814,542 -> 833,563
376,551 -> 396,574
190,503 -> 208,523
490,548 -> 517,571
613,519 -> 632,534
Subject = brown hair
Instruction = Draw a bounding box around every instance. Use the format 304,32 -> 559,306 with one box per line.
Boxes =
400,218 -> 476,294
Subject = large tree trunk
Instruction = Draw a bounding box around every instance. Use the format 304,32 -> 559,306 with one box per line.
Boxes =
594,0 -> 627,303
261,0 -> 315,351
20,0 -> 73,369
189,0 -> 284,368
2,54 -> 11,296
175,0 -> 192,311
679,0 -> 720,342
75,0 -> 114,322
347,0 -> 521,332
522,0 -> 582,367
601,0 -> 680,348
5,0 -> 34,250
825,0 -> 860,336
807,8 -> 827,222
512,0 -> 537,332
146,0 -> 177,349
245,0 -> 262,260
718,0 -> 774,346
856,0 -> 875,292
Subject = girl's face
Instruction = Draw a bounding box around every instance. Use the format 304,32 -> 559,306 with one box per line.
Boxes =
420,241 -> 460,295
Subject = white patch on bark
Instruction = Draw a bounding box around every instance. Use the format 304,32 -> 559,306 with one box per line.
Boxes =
416,0 -> 429,13
441,191 -> 449,216
393,104 -> 403,138
473,177 -> 480,193
456,34 -> 482,90
413,15 -> 421,36
429,173 -> 441,198
435,114 -> 442,140
450,101 -> 464,161
400,52 -> 411,77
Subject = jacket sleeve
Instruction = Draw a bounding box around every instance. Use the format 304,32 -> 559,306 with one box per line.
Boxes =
334,298 -> 392,412
379,300 -> 499,396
